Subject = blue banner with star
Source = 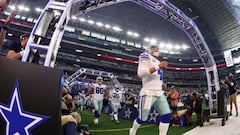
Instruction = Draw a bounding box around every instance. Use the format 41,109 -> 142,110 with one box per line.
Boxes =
0,56 -> 63,135
119,107 -> 162,124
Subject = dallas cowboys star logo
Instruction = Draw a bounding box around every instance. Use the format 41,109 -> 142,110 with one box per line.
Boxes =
124,108 -> 132,119
148,110 -> 159,123
0,81 -> 49,135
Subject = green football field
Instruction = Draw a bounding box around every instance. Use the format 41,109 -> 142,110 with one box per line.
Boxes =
78,110 -> 198,135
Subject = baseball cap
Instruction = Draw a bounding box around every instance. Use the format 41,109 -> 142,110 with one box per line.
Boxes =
20,33 -> 29,41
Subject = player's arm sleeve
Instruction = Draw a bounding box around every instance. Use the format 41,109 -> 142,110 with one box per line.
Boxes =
137,53 -> 151,78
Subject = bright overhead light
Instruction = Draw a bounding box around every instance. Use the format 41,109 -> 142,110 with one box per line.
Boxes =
144,37 -> 150,42
105,24 -> 111,29
76,59 -> 81,62
4,11 -> 10,15
182,44 -> 189,50
159,42 -> 165,48
112,26 -> 122,32
18,5 -> 24,11
167,44 -> 173,49
133,33 -> 139,37
193,59 -> 198,62
175,45 -> 181,50
96,22 -> 103,27
79,17 -> 86,22
71,16 -> 77,20
127,31 -> 133,36
179,59 -> 182,61
75,49 -> 83,53
9,5 -> 16,10
7,33 -> 13,37
35,7 -> 42,12
87,20 -> 95,24
150,38 -> 157,44
24,7 -> 30,12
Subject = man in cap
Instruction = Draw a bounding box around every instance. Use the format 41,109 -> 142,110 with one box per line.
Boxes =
7,33 -> 28,60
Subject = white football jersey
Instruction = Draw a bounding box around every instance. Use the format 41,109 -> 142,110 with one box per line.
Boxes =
111,89 -> 121,105
92,83 -> 107,100
79,93 -> 85,100
138,52 -> 163,96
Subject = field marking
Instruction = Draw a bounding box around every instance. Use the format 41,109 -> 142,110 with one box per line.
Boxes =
90,125 -> 154,132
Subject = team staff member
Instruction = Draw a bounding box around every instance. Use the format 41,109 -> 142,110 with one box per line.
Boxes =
7,34 -> 28,60
226,72 -> 238,116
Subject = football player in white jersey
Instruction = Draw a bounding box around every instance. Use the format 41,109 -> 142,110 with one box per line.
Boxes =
79,91 -> 86,112
109,86 -> 122,124
86,76 -> 109,125
129,45 -> 171,135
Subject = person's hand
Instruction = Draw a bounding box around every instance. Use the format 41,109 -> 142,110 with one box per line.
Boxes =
4,11 -> 16,26
159,61 -> 168,68
162,82 -> 167,89
20,50 -> 25,57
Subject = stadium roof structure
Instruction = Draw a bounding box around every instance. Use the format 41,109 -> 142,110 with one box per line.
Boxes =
3,0 -> 240,67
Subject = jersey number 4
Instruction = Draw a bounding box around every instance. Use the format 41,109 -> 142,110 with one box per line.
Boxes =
113,93 -> 119,98
158,69 -> 163,81
96,87 -> 104,94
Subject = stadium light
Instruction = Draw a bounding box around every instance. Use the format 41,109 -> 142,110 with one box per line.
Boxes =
35,7 -> 42,13
71,16 -> 77,20
112,26 -> 122,32
96,22 -> 103,27
4,11 -> 10,16
105,24 -> 111,29
18,5 -> 24,11
150,38 -> 157,44
9,5 -> 16,11
24,7 -> 30,12
133,32 -> 139,37
79,17 -> 86,22
193,59 -> 198,62
75,49 -> 83,53
144,37 -> 150,42
175,45 -> 181,50
127,31 -> 133,36
167,43 -> 173,49
182,44 -> 189,50
87,20 -> 95,24
159,42 -> 165,48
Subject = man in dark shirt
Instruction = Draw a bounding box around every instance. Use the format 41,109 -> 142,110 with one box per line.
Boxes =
7,34 -> 28,60
186,93 -> 202,125
226,72 -> 238,116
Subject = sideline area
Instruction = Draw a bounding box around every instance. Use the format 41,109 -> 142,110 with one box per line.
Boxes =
184,95 -> 240,135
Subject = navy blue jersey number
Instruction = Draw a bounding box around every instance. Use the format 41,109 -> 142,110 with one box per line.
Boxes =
158,69 -> 163,80
113,93 -> 119,98
96,87 -> 104,94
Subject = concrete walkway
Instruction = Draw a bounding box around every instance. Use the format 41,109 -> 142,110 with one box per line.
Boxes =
184,95 -> 240,135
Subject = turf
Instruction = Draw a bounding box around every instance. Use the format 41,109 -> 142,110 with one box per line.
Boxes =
78,110 -> 198,135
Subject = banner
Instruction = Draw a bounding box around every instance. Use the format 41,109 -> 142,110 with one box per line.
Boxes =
0,56 -> 63,135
